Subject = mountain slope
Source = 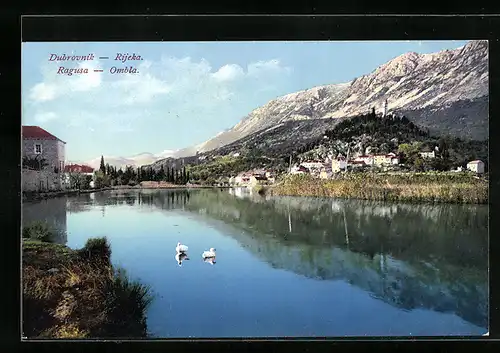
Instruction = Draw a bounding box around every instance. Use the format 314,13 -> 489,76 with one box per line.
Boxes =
180,40 -> 487,157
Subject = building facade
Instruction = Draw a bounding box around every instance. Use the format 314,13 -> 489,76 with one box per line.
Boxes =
466,160 -> 485,174
332,157 -> 347,172
22,126 -> 66,172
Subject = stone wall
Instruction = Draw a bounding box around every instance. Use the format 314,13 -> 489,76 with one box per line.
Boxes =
22,170 -> 66,192
23,139 -> 65,172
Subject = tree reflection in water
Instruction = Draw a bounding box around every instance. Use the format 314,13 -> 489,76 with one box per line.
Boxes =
23,188 -> 488,329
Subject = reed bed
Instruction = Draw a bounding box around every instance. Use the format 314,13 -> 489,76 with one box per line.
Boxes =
272,173 -> 488,204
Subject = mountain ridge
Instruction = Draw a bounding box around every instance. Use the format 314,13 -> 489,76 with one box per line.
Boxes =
168,40 -> 487,160
81,40 -> 488,170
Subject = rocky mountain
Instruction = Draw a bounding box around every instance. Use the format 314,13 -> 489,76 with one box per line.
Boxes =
171,40 -> 487,160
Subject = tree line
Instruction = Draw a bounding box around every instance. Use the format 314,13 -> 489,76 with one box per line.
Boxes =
95,156 -> 190,187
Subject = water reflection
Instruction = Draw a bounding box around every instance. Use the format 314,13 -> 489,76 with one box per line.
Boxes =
22,197 -> 68,244
22,188 -> 488,330
175,252 -> 189,267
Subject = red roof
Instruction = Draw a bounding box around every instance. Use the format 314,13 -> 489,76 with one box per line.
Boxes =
22,126 -> 65,143
65,164 -> 94,173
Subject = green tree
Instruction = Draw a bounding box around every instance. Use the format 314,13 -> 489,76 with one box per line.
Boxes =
94,170 -> 111,188
158,166 -> 166,181
100,156 -> 106,174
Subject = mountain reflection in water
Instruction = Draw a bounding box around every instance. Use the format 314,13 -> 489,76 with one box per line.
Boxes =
23,188 -> 488,335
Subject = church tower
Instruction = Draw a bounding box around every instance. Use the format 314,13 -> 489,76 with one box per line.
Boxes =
383,99 -> 388,117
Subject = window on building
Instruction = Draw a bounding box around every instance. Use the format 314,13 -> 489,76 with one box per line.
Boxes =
34,144 -> 42,154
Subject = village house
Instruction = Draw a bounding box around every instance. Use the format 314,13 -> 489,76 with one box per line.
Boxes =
373,153 -> 397,166
352,152 -> 399,167
466,160 -> 485,174
320,169 -> 333,179
349,160 -> 366,169
249,175 -> 269,187
22,125 -> 66,172
419,147 -> 436,159
64,164 -> 94,175
290,165 -> 309,174
63,164 -> 95,188
234,172 -> 252,185
354,155 -> 374,166
391,154 -> 400,165
300,160 -> 326,172
331,156 -> 347,173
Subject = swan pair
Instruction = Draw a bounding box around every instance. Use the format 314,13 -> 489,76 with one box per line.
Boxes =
175,242 -> 217,266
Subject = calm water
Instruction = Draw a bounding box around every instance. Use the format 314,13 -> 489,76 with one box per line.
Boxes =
22,188 -> 489,337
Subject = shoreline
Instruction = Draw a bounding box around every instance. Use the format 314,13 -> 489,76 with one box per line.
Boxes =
22,235 -> 152,338
22,185 -> 233,202
22,187 -> 113,202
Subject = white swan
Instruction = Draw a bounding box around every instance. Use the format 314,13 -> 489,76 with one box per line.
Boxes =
176,242 -> 188,253
202,248 -> 216,258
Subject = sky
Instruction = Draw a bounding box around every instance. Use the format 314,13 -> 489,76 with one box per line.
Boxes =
22,40 -> 470,162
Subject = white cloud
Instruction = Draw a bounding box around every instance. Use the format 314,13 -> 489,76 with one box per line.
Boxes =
29,82 -> 57,102
70,61 -> 102,92
28,59 -> 103,103
26,55 -> 293,132
212,64 -> 245,82
34,111 -> 58,123
247,59 -> 292,77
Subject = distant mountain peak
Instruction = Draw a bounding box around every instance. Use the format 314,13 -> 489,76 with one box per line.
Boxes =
171,40 -> 487,157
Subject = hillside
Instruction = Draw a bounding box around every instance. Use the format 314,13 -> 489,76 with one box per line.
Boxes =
168,40 -> 487,160
148,111 -> 488,184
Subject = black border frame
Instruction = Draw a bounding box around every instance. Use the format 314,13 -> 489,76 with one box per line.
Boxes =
2,12 -> 499,352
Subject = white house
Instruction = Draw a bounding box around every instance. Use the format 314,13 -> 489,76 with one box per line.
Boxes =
419,148 -> 436,159
332,157 -> 348,172
234,173 -> 252,185
291,165 -> 309,174
466,160 -> 485,174
354,155 -> 374,166
300,160 -> 325,172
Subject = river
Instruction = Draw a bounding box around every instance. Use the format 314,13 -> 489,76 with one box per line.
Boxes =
22,188 -> 489,337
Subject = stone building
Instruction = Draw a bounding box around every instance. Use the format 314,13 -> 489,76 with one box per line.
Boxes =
22,126 -> 66,172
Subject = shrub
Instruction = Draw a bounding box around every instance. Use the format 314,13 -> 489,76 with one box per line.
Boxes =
23,221 -> 55,242
79,237 -> 111,260
102,267 -> 153,337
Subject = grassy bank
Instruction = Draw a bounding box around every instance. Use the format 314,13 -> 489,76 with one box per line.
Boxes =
272,172 -> 488,204
22,222 -> 153,339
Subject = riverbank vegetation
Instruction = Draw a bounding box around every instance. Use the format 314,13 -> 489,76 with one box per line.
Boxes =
22,222 -> 153,338
272,172 -> 488,204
